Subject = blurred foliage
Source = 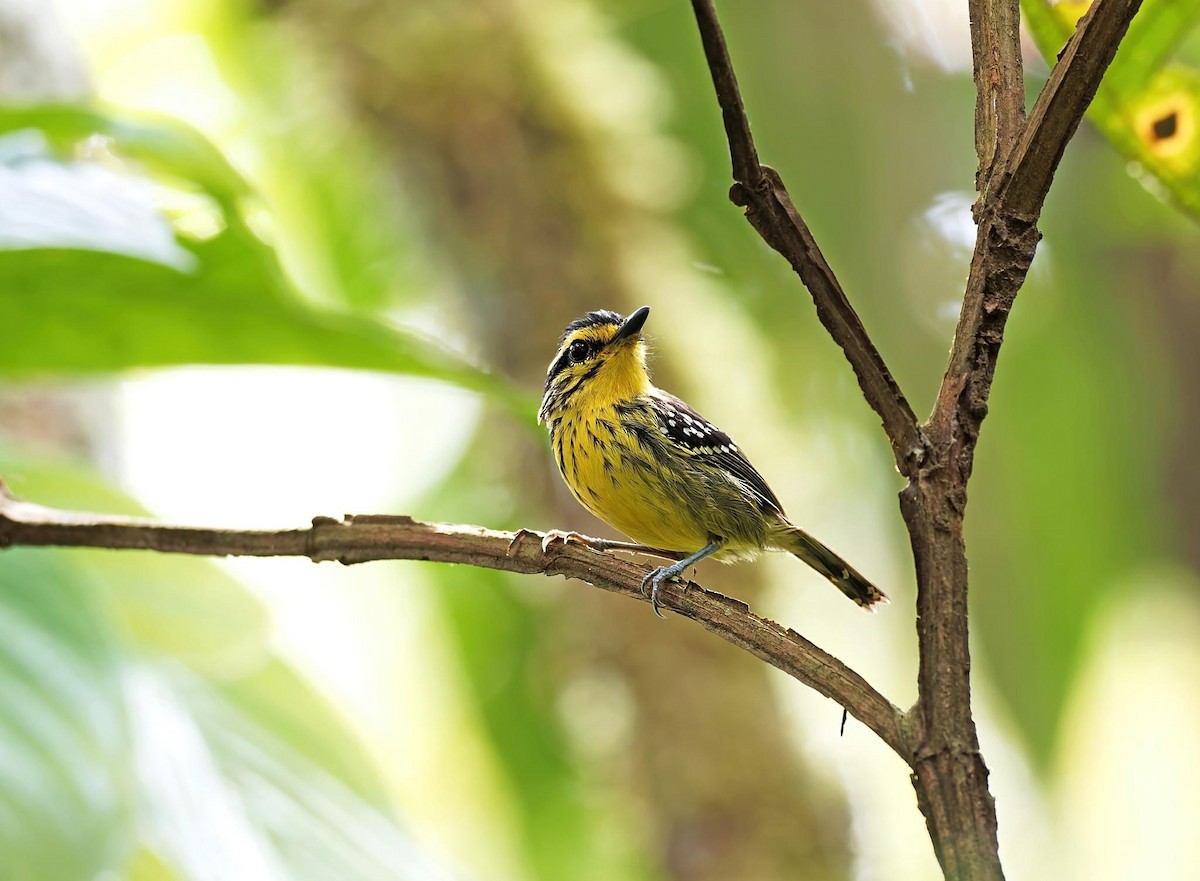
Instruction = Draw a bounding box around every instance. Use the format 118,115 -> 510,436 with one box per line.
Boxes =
0,104 -> 532,416
1023,0 -> 1200,215
0,456 -> 454,880
421,445 -> 655,881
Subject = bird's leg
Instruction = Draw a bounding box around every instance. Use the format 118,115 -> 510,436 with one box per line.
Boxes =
640,542 -> 720,618
540,530 -> 681,560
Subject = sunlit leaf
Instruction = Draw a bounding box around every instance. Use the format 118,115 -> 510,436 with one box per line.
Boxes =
0,245 -> 526,409
0,452 -> 463,880
219,659 -> 392,806
0,105 -> 249,209
127,666 -> 458,881
0,132 -> 194,269
0,552 -> 133,881
0,105 -> 534,417
1022,0 -> 1200,216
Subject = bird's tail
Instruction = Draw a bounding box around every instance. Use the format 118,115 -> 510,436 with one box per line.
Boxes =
778,525 -> 887,610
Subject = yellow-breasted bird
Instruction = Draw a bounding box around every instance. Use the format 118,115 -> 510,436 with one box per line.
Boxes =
538,305 -> 886,616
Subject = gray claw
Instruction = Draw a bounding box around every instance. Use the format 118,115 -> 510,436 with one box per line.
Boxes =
641,567 -> 668,619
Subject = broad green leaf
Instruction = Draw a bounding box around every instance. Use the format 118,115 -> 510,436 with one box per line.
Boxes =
0,132 -> 196,270
219,659 -> 393,806
0,452 -> 456,879
127,665 -> 458,881
1023,0 -> 1200,217
0,105 -> 249,210
0,245 -> 525,407
0,552 -> 133,881
0,105 -> 534,417
0,456 -> 270,667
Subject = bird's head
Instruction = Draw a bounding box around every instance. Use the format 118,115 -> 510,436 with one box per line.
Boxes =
538,306 -> 651,424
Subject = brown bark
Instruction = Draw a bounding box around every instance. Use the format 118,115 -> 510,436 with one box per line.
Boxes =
687,1 -> 1142,878
0,487 -> 906,754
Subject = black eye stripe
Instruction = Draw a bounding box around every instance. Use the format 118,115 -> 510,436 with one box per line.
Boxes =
545,351 -> 573,388
545,333 -> 609,391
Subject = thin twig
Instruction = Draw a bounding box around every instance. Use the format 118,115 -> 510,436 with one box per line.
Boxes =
688,0 -> 922,473
690,0 -> 760,186
0,484 -> 908,757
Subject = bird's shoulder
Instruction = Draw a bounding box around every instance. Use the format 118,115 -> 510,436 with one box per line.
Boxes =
643,389 -> 785,515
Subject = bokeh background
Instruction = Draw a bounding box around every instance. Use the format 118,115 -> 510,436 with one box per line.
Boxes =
2,0 -> 1200,879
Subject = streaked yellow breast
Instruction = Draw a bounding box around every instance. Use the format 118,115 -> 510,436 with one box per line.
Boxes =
552,403 -> 713,553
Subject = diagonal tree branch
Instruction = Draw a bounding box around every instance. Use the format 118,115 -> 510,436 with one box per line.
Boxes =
935,0 -> 1143,468
0,483 -> 908,758
998,0 -> 1142,218
688,0 -> 922,473
688,1 -> 1143,879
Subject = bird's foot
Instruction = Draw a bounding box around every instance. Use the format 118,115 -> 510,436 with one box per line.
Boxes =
639,564 -> 685,619
540,529 -> 595,553
539,531 -> 683,561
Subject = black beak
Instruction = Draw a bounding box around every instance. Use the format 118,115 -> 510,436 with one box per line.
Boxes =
611,305 -> 650,345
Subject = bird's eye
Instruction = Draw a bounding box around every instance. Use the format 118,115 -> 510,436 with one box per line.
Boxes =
568,340 -> 590,363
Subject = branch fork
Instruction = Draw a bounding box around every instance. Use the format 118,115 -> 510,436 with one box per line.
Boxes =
688,1 -> 1140,878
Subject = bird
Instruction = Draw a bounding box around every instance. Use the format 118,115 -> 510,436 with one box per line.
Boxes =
537,305 -> 886,616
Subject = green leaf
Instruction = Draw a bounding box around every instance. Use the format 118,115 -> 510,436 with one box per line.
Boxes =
0,455 -> 270,668
0,245 -> 528,410
1022,0 -> 1200,217
127,665 -> 458,881
0,453 -> 457,880
0,104 -> 535,418
219,659 -> 393,806
0,551 -> 133,881
0,104 -> 250,209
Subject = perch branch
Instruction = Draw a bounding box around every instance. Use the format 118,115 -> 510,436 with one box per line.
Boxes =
688,0 -> 922,472
0,483 -> 907,757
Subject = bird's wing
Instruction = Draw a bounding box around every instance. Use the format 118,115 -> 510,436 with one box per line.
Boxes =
647,391 -> 786,516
